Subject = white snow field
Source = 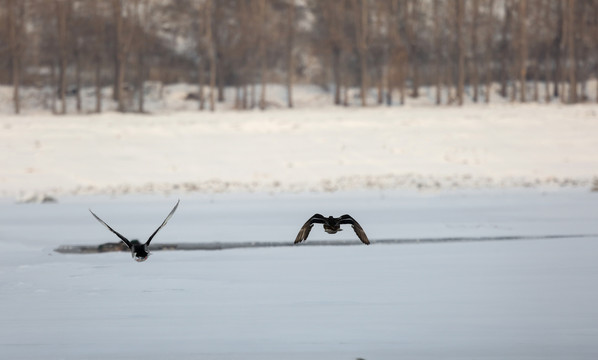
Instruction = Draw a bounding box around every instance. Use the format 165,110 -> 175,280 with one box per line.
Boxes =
2,97 -> 598,200
1,95 -> 598,359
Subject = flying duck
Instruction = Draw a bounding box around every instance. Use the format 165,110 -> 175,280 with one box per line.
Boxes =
294,213 -> 370,245
89,200 -> 180,262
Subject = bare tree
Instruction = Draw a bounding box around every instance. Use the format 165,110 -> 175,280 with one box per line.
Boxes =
552,0 -> 564,98
484,0 -> 495,103
471,0 -> 480,102
235,0 -> 260,110
71,0 -> 83,112
519,0 -> 528,102
112,0 -> 135,112
456,0 -> 465,105
566,0 -> 577,103
499,1 -> 513,98
405,0 -> 419,98
397,1 -> 407,105
372,0 -> 385,105
7,0 -> 25,114
112,0 -> 122,102
386,0 -> 400,106
316,1 -> 348,105
135,0 -> 146,113
205,0 -> 216,111
286,0 -> 295,108
433,0 -> 442,105
194,1 -> 206,110
354,0 -> 368,106
530,0 -> 543,102
90,0 -> 106,113
214,0 -> 225,103
542,0 -> 552,103
259,0 -> 267,110
55,0 -> 70,114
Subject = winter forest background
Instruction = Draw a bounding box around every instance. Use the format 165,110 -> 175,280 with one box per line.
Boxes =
2,0 -> 597,114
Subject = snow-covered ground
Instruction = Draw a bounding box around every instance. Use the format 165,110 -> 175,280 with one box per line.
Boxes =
1,88 -> 598,359
2,98 -> 598,201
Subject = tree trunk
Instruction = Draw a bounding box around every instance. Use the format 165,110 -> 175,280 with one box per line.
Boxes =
116,57 -> 126,112
355,0 -> 368,106
93,0 -> 103,113
386,0 -> 399,106
532,57 -> 539,102
217,56 -> 225,102
567,0 -> 577,103
375,1 -> 384,105
234,86 -> 241,109
484,0 -> 495,103
519,0 -> 528,102
113,0 -> 133,112
137,52 -> 144,113
136,1 -> 145,113
198,64 -> 205,110
112,0 -> 122,102
259,0 -> 267,110
433,0 -> 441,105
332,48 -> 342,105
342,74 -> 349,107
286,0 -> 295,108
446,59 -> 454,104
471,0 -> 479,102
510,61 -> 517,102
377,68 -> 383,105
499,2 -> 511,98
552,1 -> 564,98
205,0 -> 216,111
406,0 -> 419,98
456,0 -> 465,106
7,0 -> 21,114
56,0 -> 68,114
68,0 -> 80,112
95,58 -> 102,113
196,2 -> 205,110
75,46 -> 82,112
532,0 -> 541,103
399,53 -> 406,105
51,61 -> 57,114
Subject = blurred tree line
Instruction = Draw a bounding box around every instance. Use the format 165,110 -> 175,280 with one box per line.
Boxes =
1,0 -> 597,114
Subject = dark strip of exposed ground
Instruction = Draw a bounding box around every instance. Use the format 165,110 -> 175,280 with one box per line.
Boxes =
54,233 -> 598,254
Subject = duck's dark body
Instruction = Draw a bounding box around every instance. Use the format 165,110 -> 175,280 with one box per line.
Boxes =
294,213 -> 370,245
89,200 -> 180,262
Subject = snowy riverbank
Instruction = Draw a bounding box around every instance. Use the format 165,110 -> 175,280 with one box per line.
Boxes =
2,103 -> 598,201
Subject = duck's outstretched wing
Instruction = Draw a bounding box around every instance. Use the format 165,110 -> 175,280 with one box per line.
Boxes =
146,199 -> 180,245
339,214 -> 370,245
294,213 -> 326,244
89,209 -> 132,249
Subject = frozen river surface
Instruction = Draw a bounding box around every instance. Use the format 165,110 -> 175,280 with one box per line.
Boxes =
1,190 -> 598,360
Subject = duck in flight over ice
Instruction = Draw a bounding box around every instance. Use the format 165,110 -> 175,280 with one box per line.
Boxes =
89,200 -> 180,262
294,214 -> 370,245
